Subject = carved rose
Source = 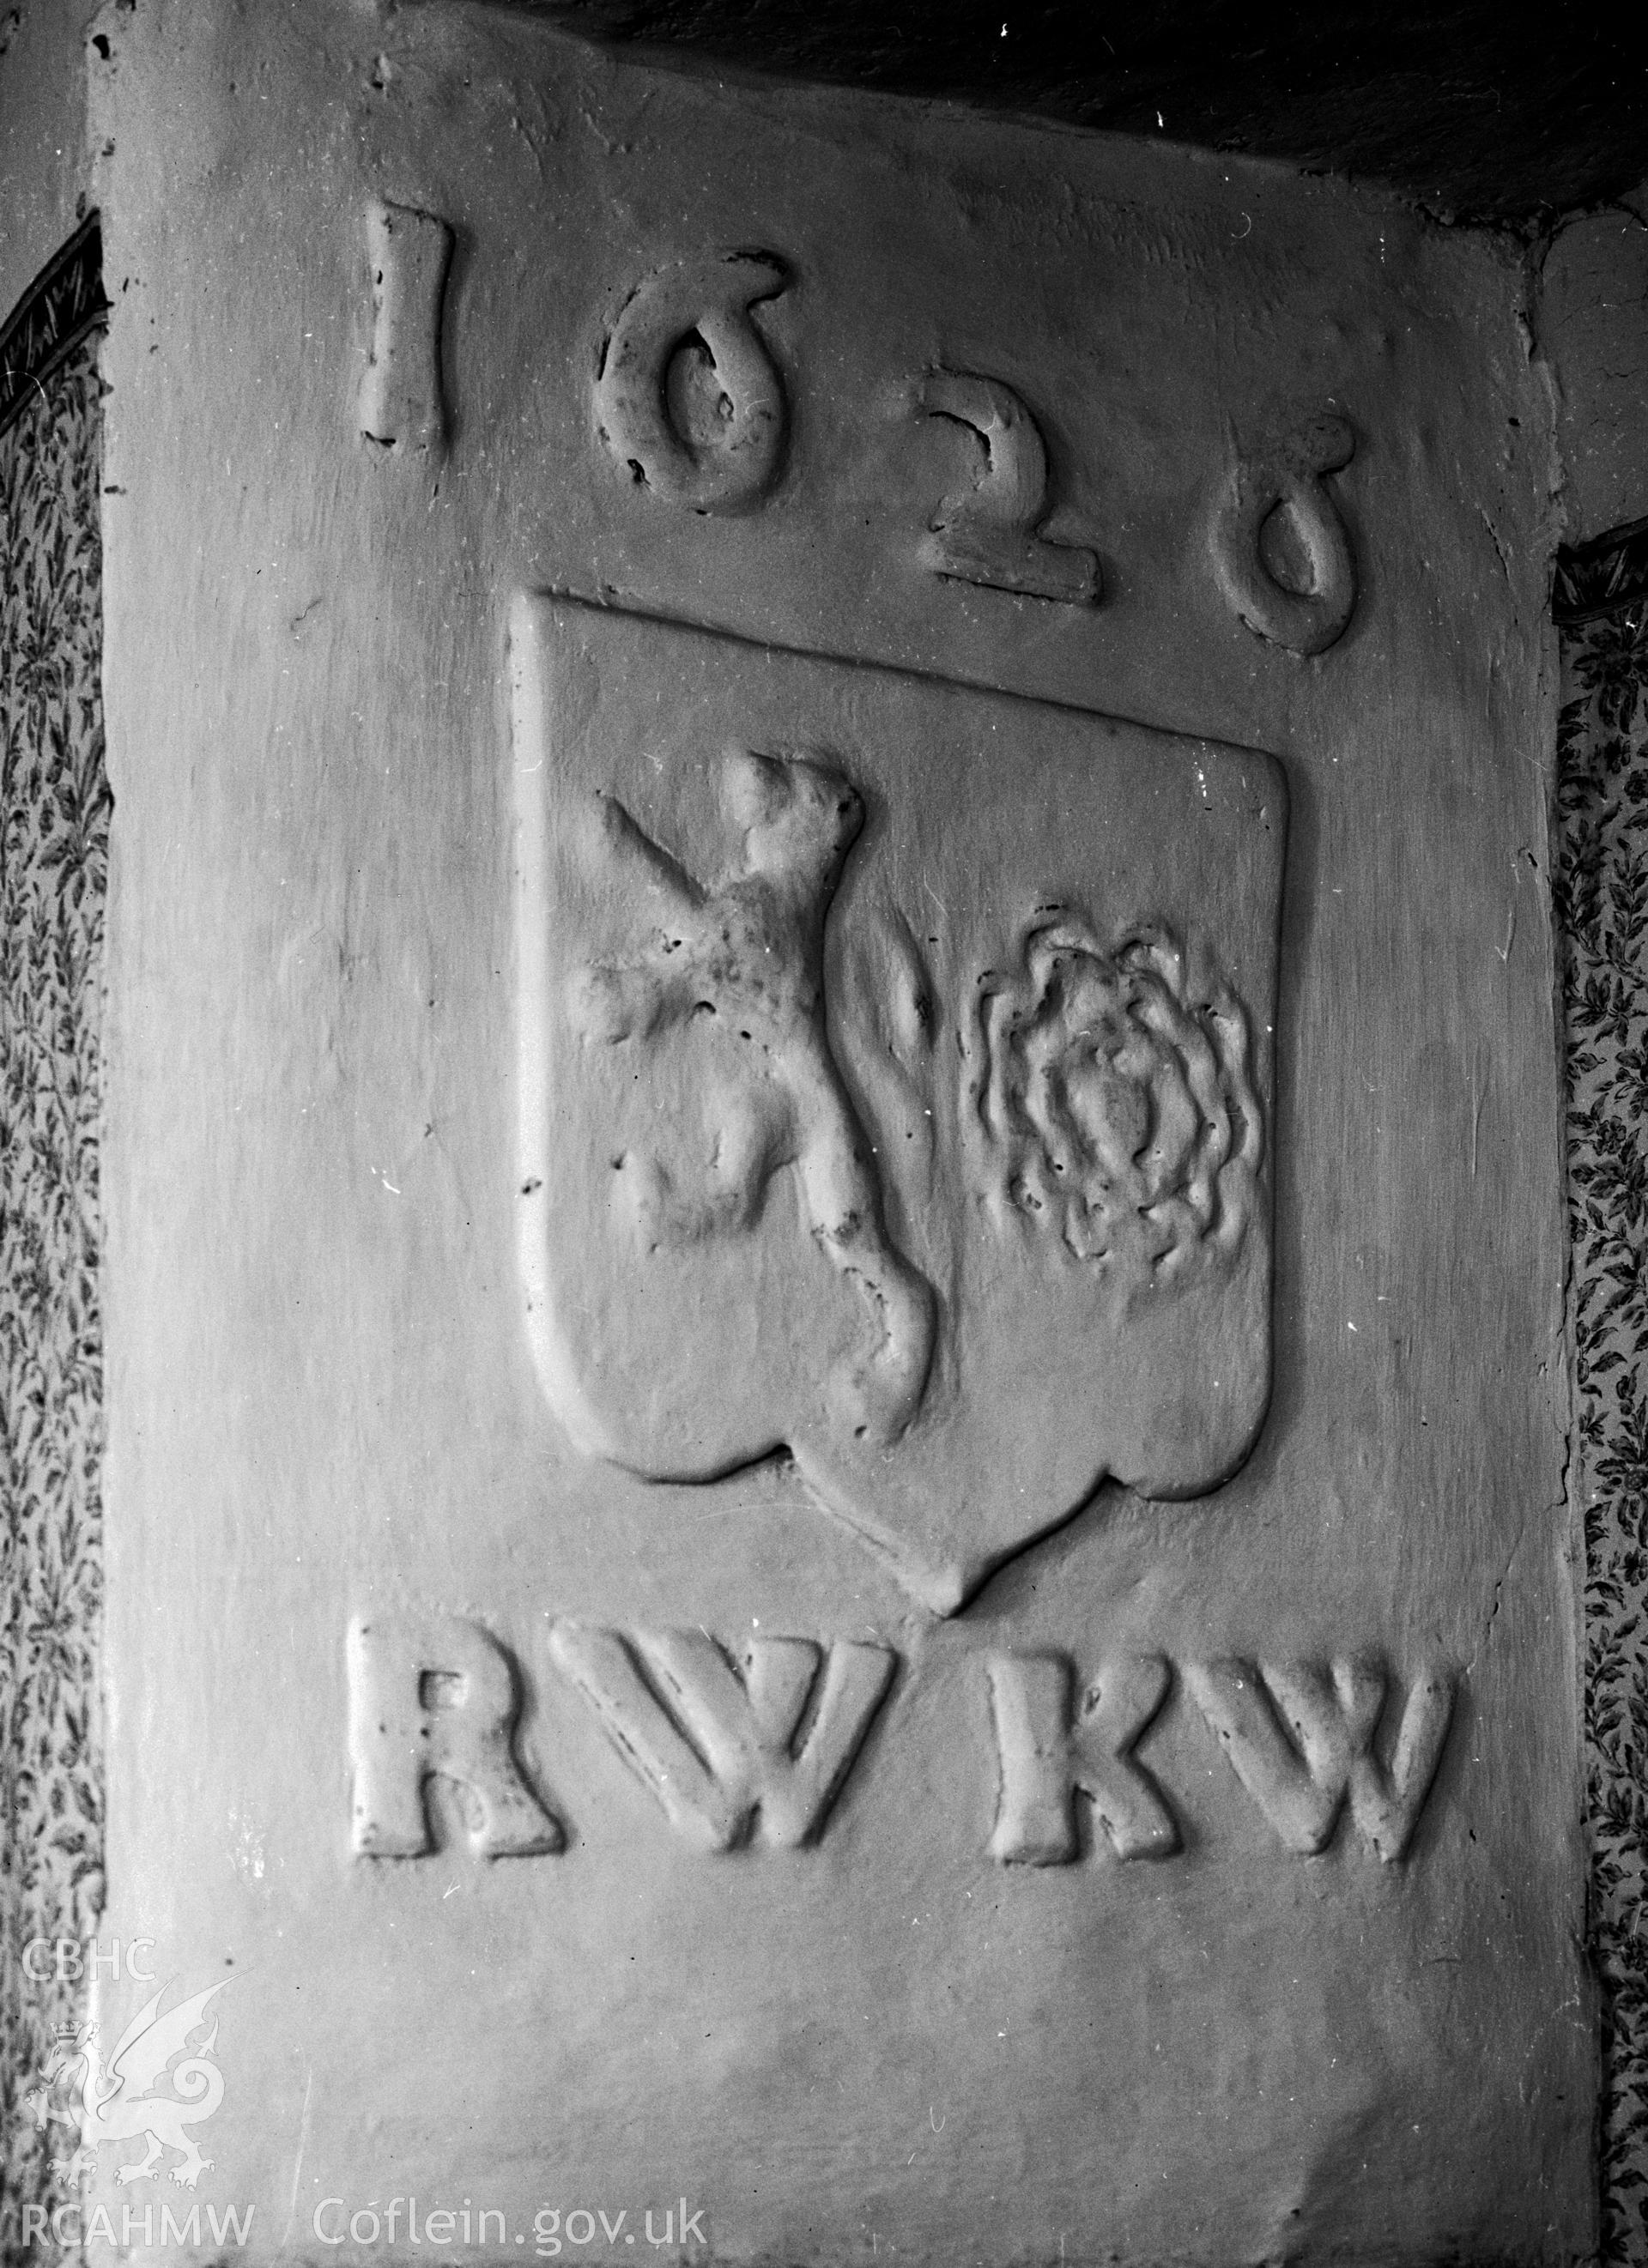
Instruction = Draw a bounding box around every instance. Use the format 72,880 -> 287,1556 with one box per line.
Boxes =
974,919 -> 1262,1285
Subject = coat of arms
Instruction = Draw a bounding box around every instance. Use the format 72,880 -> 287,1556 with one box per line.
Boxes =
512,597 -> 1284,1610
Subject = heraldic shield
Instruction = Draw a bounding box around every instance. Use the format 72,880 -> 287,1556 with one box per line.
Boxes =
512,596 -> 1286,1613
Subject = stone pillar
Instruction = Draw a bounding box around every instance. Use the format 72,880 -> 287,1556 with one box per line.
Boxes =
2,1 -> 1605,2258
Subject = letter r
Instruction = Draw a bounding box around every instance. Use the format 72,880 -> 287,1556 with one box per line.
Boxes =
348,1614 -> 564,1859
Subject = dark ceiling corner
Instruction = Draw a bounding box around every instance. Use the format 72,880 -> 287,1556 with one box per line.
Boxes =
490,0 -> 1648,227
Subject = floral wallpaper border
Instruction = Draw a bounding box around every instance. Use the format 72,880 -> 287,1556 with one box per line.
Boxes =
0,217 -> 106,443
1556,540 -> 1648,2263
1558,517 -> 1648,633
0,223 -> 109,2260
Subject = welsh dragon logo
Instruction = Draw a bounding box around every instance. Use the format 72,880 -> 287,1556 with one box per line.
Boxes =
23,1979 -> 227,2189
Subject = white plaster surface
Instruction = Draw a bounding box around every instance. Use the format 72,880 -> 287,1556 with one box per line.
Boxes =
1542,200 -> 1648,544
84,3 -> 1591,2258
0,0 -> 98,321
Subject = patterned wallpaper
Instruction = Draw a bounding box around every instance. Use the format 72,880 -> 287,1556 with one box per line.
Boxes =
0,218 -> 108,2261
1556,529 -> 1648,2263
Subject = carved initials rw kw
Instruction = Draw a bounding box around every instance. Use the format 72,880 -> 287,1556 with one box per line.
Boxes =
343,1617 -> 1457,1867
549,1624 -> 895,1852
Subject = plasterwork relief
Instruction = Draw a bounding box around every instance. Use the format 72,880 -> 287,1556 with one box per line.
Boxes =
512,596 -> 1285,1612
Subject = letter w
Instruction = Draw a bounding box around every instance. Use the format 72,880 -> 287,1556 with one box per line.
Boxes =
1185,1657 -> 1456,1861
550,1625 -> 894,1851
